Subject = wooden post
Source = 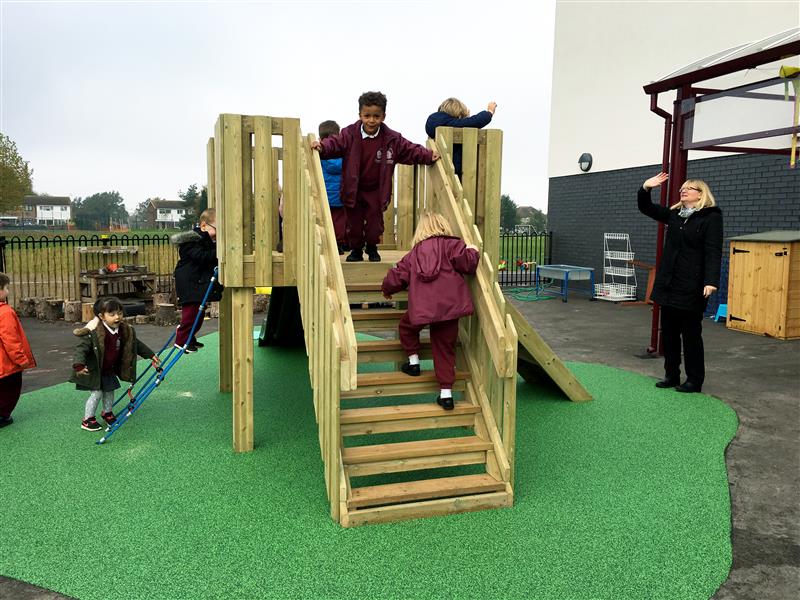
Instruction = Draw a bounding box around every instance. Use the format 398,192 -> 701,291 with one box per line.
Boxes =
231,287 -> 254,452
218,287 -> 233,393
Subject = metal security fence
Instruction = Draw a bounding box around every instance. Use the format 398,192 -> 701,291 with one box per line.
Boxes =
498,231 -> 552,287
0,234 -> 178,309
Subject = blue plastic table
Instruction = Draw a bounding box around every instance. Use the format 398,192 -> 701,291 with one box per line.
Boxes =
534,264 -> 595,302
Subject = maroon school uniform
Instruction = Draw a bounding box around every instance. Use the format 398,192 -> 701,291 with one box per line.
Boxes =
382,236 -> 480,388
318,121 -> 434,249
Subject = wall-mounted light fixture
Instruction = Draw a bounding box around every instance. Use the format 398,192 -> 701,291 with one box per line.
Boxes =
578,153 -> 593,172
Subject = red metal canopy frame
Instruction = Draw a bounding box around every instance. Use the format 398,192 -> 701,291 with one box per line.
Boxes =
641,32 -> 800,354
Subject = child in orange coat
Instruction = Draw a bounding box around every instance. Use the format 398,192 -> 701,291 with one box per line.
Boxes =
0,273 -> 37,428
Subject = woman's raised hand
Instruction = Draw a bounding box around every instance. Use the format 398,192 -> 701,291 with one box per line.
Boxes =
487,101 -> 497,114
643,172 -> 668,190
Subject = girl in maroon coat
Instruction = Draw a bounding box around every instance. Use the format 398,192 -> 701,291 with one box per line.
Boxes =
381,213 -> 480,410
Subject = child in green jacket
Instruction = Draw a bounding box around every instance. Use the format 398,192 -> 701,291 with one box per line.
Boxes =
70,297 -> 158,431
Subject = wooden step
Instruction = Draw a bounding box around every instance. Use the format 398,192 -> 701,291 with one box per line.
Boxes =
357,338 -> 432,363
350,308 -> 406,331
342,489 -> 513,527
341,370 -> 470,399
348,473 -> 506,509
346,450 -> 488,477
342,435 -> 491,464
341,401 -> 479,435
341,251 -> 407,287
347,283 -> 408,304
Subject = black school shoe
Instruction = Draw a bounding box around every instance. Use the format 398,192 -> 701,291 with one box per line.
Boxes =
191,340 -> 204,348
365,244 -> 381,262
401,362 -> 421,377
346,248 -> 364,262
0,416 -> 13,428
676,381 -> 702,393
437,396 -> 455,410
655,377 -> 680,388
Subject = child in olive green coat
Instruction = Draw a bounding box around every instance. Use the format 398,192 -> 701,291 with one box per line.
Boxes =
70,297 -> 158,431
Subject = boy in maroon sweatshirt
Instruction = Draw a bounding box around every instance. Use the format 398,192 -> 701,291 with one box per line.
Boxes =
311,91 -> 440,262
381,212 -> 479,410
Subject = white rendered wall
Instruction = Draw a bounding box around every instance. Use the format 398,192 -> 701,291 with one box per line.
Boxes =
548,1 -> 799,178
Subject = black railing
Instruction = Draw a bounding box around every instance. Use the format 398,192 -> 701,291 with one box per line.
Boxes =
498,231 -> 552,287
0,234 -> 178,309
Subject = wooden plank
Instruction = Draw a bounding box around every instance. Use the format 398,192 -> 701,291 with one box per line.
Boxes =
231,287 -> 253,452
272,147 -> 281,253
341,400 -> 478,424
220,114 -> 244,286
342,436 -> 491,464
348,474 -> 504,509
342,414 -> 475,436
218,287 -> 233,392
343,490 -> 511,527
282,118 -> 301,285
461,127 -> 478,222
341,377 -> 467,399
214,117 -> 226,279
502,313 -> 518,483
241,123 -> 253,256
465,380 -> 511,481
253,116 -> 273,286
206,137 -> 216,209
482,129 -> 502,271
351,308 -> 406,321
347,290 -> 408,303
346,451 -> 486,477
354,369 -> 470,388
506,301 -> 592,402
396,164 -> 415,250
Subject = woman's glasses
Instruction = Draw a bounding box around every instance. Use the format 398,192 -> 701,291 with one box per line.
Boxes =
679,187 -> 700,193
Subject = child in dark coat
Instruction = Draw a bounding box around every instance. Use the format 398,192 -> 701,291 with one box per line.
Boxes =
425,98 -> 497,177
381,212 -> 480,410
171,208 -> 224,351
318,120 -> 347,254
70,297 -> 158,431
0,272 -> 37,428
311,91 -> 440,263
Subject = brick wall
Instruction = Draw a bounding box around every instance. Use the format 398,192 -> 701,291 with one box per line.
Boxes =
547,154 -> 800,314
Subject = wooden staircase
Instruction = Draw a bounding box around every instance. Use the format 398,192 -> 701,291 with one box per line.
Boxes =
333,267 -> 514,526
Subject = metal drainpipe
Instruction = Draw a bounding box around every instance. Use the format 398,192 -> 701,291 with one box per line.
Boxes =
648,93 -> 672,355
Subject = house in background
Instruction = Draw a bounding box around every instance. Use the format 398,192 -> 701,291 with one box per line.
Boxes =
147,199 -> 185,229
14,195 -> 72,226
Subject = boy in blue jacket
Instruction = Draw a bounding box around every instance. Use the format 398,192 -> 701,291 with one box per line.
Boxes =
318,120 -> 347,254
425,98 -> 496,177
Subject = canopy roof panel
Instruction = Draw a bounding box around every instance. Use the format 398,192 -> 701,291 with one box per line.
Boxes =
644,28 -> 800,94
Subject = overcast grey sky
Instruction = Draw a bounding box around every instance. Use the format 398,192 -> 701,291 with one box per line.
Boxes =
1,0 -> 555,213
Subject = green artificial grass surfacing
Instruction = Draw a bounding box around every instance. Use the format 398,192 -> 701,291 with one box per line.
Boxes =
0,332 -> 738,600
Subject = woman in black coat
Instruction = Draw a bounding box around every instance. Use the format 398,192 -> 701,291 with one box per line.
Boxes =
639,172 -> 723,393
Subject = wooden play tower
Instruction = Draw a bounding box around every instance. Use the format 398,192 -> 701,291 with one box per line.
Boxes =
207,115 -> 590,527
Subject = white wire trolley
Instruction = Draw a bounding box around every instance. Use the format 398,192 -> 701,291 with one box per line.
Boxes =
594,233 -> 638,301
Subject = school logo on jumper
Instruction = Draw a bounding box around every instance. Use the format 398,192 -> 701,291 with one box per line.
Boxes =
376,150 -> 382,161
386,149 -> 393,162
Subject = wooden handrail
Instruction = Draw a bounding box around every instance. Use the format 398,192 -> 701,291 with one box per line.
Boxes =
426,137 -> 515,378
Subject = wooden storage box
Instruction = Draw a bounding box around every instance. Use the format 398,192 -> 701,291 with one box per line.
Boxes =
727,231 -> 800,339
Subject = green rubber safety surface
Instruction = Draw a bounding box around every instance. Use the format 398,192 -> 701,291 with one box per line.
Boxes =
0,332 -> 738,600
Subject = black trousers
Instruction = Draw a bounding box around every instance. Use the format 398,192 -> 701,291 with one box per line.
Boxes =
660,305 -> 705,385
